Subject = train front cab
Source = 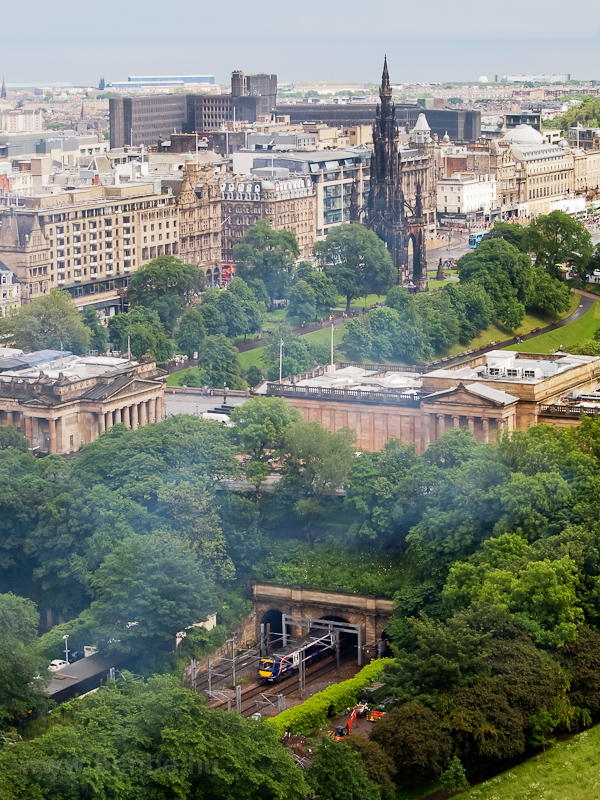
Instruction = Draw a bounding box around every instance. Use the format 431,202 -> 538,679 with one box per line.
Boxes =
259,658 -> 275,679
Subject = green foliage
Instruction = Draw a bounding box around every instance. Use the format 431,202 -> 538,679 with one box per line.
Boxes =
315,223 -> 396,311
268,659 -> 394,736
295,262 -> 339,314
175,306 -> 206,357
200,278 -> 265,339
546,96 -> 600,132
108,306 -> 173,362
498,297 -> 526,330
287,279 -> 316,321
233,219 -> 299,307
439,755 -> 470,793
230,395 -> 301,466
126,256 -> 202,334
525,210 -> 593,274
200,334 -> 245,389
87,531 -> 214,653
245,365 -> 263,386
483,221 -> 529,252
457,238 -> 535,313
307,738 -> 380,800
81,306 -> 108,353
346,736 -> 396,798
369,703 -> 453,786
262,323 -> 324,380
0,289 -> 90,354
530,706 -> 558,752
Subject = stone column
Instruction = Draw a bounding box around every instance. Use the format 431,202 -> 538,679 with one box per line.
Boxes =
98,412 -> 106,435
159,395 -> 165,421
422,413 -> 431,451
467,416 -> 475,435
437,414 -> 446,437
24,416 -> 32,444
482,418 -> 490,444
131,403 -> 139,431
140,401 -> 148,427
114,407 -> 122,425
453,415 -> 460,428
48,418 -> 57,454
148,397 -> 156,424
106,410 -> 113,430
123,405 -> 131,428
5,410 -> 12,425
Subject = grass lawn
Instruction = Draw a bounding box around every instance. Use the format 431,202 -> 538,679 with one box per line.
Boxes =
455,726 -> 600,800
505,297 -> 600,354
238,347 -> 266,371
442,294 -> 581,358
262,307 -> 288,330
585,282 -> 600,297
301,324 -> 347,348
343,294 -> 387,310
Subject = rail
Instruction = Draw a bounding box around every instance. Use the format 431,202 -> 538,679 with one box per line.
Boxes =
265,383 -> 421,406
539,404 -> 600,418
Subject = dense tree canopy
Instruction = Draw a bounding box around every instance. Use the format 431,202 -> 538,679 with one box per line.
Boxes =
0,289 -> 90,354
525,210 -> 593,274
233,220 -> 300,308
315,223 -> 396,311
108,307 -> 173,362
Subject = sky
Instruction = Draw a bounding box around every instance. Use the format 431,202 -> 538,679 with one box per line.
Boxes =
1,0 -> 599,87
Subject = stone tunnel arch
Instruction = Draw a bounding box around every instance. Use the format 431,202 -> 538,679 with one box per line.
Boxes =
318,615 -> 355,650
260,608 -> 290,650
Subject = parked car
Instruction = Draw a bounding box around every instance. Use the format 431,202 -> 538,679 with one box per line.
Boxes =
47,659 -> 69,672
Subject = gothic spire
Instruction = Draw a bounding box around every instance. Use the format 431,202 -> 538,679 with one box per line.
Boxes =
380,56 -> 392,101
1,78 -> 6,100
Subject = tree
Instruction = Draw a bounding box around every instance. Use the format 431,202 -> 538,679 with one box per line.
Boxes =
108,307 -> 172,362
81,306 -> 108,353
233,219 -> 300,308
314,223 -> 395,311
346,736 -> 396,798
525,210 -> 593,274
442,282 -> 493,342
245,365 -> 263,387
343,315 -> 373,360
262,323 -> 318,381
296,262 -> 339,314
175,306 -> 206,357
0,289 -> 90,354
219,277 -> 265,339
483,221 -> 528,252
287,279 -> 316,321
230,396 -> 301,466
530,707 -> 557,755
498,297 -> 525,330
439,756 -> 470,793
369,703 -> 452,786
126,256 -> 202,334
200,334 -> 245,389
307,739 -> 380,800
457,239 -> 535,313
0,592 -> 48,723
87,531 -> 214,653
531,269 -> 571,316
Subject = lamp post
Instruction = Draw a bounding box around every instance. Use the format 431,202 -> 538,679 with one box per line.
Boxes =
223,383 -> 228,405
63,634 -> 69,663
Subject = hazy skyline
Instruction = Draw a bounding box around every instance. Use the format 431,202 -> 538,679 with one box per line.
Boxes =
2,0 -> 599,86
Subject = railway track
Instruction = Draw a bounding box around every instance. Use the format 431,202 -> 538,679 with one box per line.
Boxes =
207,653 -> 355,717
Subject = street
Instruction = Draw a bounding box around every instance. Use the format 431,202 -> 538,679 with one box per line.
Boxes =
164,392 -> 249,417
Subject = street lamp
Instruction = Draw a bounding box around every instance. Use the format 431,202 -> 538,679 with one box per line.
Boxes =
223,383 -> 228,405
63,634 -> 69,663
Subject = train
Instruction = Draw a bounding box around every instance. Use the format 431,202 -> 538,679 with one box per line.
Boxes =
258,632 -> 334,681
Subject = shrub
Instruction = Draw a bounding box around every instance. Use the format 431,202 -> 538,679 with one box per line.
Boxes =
268,658 -> 394,736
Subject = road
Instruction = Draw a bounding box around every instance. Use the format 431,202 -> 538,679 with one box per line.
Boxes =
165,392 -> 248,417
426,231 -> 470,270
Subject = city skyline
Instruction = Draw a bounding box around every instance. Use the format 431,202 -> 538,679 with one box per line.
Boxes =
1,0 -> 598,87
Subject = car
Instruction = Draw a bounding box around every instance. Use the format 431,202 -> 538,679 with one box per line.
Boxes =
47,659 -> 69,672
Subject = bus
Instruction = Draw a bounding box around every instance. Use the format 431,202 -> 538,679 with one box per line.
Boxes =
468,231 -> 489,248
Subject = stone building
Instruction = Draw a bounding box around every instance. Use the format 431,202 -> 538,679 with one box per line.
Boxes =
264,350 -> 600,453
168,159 -> 222,281
220,173 -> 316,261
0,183 -> 179,315
0,352 -> 165,455
367,59 -> 435,290
0,260 -> 20,316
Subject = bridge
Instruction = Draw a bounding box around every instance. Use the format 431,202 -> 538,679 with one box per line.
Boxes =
250,582 -> 394,649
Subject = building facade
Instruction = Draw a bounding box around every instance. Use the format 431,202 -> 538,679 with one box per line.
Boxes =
437,172 -> 497,226
0,353 -> 165,455
0,182 -> 179,315
0,260 -> 20,315
265,351 -> 600,453
220,173 -> 316,261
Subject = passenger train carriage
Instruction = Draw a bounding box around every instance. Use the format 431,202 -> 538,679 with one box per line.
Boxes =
258,632 -> 334,681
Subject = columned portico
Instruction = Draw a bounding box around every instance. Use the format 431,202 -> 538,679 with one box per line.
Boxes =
48,418 -> 57,454
98,413 -> 106,434
132,403 -> 139,430
123,405 -> 131,428
114,407 -> 122,425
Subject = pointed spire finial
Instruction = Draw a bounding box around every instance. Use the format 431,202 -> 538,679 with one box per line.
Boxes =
1,77 -> 6,100
380,56 -> 392,101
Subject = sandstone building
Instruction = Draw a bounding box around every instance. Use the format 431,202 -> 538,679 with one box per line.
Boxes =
0,350 -> 165,455
264,351 -> 600,453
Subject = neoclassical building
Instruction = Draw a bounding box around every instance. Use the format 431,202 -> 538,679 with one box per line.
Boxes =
0,352 -> 166,454
264,351 -> 600,453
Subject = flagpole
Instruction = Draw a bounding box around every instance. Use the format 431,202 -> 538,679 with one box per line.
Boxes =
331,323 -> 334,366
279,338 -> 283,382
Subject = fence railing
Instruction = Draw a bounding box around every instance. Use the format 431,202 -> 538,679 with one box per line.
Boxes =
266,383 -> 421,406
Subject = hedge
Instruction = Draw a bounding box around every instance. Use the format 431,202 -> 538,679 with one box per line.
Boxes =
267,658 -> 395,736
